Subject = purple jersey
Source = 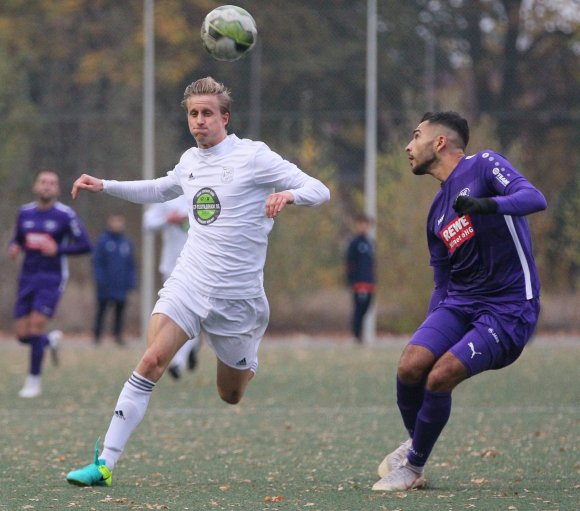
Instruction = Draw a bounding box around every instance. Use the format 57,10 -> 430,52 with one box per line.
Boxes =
11,201 -> 92,279
427,150 -> 547,304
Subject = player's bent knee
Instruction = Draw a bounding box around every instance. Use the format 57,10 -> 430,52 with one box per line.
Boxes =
426,372 -> 454,392
218,387 -> 243,405
138,350 -> 167,381
397,358 -> 430,385
426,361 -> 467,393
397,345 -> 435,384
140,350 -> 161,370
397,365 -> 423,385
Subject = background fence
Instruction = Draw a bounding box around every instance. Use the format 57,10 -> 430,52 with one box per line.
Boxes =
0,0 -> 578,336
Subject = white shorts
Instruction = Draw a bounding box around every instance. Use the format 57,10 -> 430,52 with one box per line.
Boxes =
152,276 -> 269,372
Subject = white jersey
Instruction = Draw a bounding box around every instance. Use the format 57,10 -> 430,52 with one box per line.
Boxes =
103,134 -> 330,299
143,196 -> 189,280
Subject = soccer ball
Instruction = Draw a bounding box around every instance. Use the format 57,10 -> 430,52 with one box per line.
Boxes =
200,5 -> 257,62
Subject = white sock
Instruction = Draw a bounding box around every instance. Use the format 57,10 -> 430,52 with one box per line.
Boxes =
170,338 -> 197,370
192,336 -> 200,351
169,339 -> 193,371
100,372 -> 155,470
24,374 -> 42,386
250,354 -> 259,374
404,458 -> 424,474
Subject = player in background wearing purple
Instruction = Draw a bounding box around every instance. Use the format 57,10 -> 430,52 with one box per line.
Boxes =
9,170 -> 91,398
373,112 -> 547,491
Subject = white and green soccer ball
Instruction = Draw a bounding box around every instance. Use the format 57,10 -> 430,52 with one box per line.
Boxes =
200,5 -> 257,62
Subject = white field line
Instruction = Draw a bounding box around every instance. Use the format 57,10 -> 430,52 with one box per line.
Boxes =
2,404 -> 579,417
0,334 -> 578,352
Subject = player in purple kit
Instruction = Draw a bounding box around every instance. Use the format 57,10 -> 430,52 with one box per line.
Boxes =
9,170 -> 91,398
373,112 -> 547,491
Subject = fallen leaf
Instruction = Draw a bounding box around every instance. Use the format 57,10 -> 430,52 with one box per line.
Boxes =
264,495 -> 284,502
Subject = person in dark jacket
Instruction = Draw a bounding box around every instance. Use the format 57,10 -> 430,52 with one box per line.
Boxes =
92,214 -> 136,345
346,214 -> 376,343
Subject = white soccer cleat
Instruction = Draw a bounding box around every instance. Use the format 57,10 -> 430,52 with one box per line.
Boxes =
19,375 -> 42,398
48,329 -> 62,366
372,459 -> 426,492
377,438 -> 412,477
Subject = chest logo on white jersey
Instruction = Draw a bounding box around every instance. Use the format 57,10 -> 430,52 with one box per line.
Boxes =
192,188 -> 221,225
221,167 -> 234,183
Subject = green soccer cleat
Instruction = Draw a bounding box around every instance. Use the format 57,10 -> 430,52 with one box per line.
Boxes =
66,438 -> 112,487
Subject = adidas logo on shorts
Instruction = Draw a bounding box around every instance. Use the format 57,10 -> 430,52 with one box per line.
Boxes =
235,357 -> 247,367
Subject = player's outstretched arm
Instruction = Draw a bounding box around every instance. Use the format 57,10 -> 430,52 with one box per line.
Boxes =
71,174 -> 104,199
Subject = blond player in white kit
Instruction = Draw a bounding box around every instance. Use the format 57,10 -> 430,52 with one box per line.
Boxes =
66,77 -> 330,487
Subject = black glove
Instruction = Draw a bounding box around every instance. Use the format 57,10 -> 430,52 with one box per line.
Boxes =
453,196 -> 498,216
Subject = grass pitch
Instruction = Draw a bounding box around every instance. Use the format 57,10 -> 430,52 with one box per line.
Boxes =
0,335 -> 578,510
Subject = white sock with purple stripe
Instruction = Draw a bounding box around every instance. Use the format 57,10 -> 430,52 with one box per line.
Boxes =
100,372 -> 155,470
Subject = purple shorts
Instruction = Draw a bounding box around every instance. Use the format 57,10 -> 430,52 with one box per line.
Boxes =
409,297 -> 540,377
14,273 -> 64,319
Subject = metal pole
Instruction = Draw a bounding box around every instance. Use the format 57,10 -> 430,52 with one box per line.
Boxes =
425,32 -> 435,111
417,25 -> 436,112
141,0 -> 155,340
248,39 -> 262,139
364,0 -> 378,345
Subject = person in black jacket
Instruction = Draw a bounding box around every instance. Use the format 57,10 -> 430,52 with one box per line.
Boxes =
346,214 -> 376,343
92,214 -> 136,345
